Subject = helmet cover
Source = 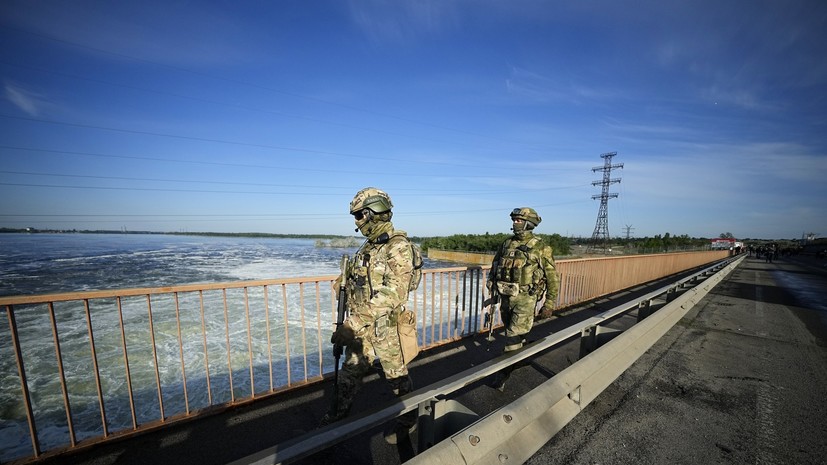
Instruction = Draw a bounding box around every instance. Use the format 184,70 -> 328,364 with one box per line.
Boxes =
510,207 -> 541,227
350,187 -> 393,214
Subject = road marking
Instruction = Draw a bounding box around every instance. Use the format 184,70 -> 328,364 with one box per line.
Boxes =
753,270 -> 778,465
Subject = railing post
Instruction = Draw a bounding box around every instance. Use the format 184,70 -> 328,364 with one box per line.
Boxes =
579,325 -> 596,358
416,398 -> 480,453
580,324 -> 623,358
460,269 -> 468,337
47,302 -> 76,446
5,305 -> 41,458
417,398 -> 439,452
637,299 -> 652,322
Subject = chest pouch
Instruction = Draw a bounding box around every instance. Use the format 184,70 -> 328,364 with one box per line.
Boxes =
520,259 -> 540,286
497,281 -> 520,296
497,249 -> 529,283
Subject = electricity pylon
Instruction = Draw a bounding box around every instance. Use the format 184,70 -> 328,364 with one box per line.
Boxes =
589,151 -> 623,252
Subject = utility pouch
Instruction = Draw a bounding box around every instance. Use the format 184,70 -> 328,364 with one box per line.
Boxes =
397,308 -> 419,362
496,281 -> 520,296
373,313 -> 390,341
350,264 -> 371,305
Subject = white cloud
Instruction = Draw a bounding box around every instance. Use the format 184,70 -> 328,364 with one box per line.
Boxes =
738,143 -> 827,183
505,67 -> 572,104
4,82 -> 47,116
347,0 -> 461,44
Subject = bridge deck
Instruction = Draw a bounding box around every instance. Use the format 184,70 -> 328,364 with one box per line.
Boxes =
37,255 -> 827,465
530,254 -> 827,465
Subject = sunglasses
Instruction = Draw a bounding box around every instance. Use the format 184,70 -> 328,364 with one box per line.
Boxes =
353,209 -> 370,221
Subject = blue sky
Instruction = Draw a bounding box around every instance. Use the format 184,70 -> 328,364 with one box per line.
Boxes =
1,0 -> 825,240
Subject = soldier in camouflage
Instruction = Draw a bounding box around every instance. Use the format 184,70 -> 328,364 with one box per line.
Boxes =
320,187 -> 417,444
488,207 -> 559,391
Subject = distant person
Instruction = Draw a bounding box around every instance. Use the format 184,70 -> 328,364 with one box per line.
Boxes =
487,207 -> 559,391
765,244 -> 775,263
321,187 -> 421,445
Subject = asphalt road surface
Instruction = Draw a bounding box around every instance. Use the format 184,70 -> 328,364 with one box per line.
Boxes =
528,254 -> 827,465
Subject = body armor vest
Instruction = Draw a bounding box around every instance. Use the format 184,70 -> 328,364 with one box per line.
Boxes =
495,236 -> 544,292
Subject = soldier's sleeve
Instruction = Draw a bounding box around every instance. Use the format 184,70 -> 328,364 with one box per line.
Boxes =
488,241 -> 504,283
542,245 -> 559,303
369,238 -> 414,312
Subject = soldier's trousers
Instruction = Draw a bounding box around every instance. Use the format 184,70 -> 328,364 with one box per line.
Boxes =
490,293 -> 538,390
326,314 -> 412,423
500,293 -> 537,352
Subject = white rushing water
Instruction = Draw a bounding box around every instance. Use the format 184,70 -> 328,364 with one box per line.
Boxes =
0,233 -> 365,461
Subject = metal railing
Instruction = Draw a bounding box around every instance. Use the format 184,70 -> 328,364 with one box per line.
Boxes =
233,253 -> 745,465
405,254 -> 746,465
0,250 -> 728,463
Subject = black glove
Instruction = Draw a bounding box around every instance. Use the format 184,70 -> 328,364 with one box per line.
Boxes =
537,302 -> 556,320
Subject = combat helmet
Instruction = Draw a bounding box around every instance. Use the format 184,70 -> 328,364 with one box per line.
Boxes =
350,187 -> 393,215
510,207 -> 541,227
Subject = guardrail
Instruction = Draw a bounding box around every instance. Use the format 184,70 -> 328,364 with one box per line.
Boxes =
0,250 -> 728,463
232,254 -> 744,465
407,254 -> 745,465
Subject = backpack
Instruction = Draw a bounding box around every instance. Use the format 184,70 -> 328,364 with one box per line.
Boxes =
388,232 -> 423,292
409,241 -> 423,291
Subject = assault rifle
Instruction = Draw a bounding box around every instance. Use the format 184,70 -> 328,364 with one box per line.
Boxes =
483,262 -> 500,347
483,292 -> 500,345
332,254 -> 349,413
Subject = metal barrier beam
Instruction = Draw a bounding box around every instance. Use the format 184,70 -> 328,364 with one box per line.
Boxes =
403,255 -> 743,465
229,255 -> 743,465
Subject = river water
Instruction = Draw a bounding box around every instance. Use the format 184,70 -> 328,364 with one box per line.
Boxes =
0,233 -> 375,461
0,233 -> 355,296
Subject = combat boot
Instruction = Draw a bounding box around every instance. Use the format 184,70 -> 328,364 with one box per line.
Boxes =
318,406 -> 350,427
384,374 -> 416,444
318,412 -> 337,427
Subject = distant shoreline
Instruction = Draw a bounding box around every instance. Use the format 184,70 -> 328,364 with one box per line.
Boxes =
0,228 -> 352,240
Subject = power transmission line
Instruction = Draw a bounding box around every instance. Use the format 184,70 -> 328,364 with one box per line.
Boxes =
1,60 -> 555,153
0,24 -> 554,152
0,116 -> 578,175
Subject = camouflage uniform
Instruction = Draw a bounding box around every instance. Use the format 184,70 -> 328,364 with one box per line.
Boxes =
488,207 -> 558,389
329,222 -> 414,418
322,188 -> 416,440
492,232 -> 558,350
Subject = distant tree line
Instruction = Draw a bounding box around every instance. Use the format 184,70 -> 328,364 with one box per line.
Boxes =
415,232 -> 571,255
574,233 -> 709,253
571,233 -> 713,253
416,232 -> 718,256
625,233 -> 707,252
